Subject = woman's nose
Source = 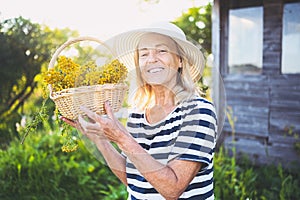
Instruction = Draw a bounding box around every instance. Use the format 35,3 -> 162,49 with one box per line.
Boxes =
147,50 -> 158,62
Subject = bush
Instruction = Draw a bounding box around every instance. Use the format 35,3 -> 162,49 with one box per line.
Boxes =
214,147 -> 300,200
0,132 -> 127,200
214,148 -> 258,199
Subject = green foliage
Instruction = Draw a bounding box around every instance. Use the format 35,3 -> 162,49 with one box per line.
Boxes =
214,148 -> 258,200
214,147 -> 300,200
173,2 -> 212,54
0,131 -> 127,200
254,163 -> 300,200
0,16 -> 79,146
283,125 -> 300,156
0,17 -> 50,119
20,98 -> 49,145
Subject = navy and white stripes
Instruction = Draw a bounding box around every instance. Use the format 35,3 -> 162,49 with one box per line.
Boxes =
125,96 -> 217,200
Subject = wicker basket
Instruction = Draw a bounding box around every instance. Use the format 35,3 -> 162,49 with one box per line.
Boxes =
48,36 -> 128,120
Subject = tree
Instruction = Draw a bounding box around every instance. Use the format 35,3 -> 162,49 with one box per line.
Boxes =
173,2 -> 212,55
0,16 -> 78,147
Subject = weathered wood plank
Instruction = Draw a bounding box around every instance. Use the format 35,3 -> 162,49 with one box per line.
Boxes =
224,136 -> 300,167
223,79 -> 270,137
269,74 -> 300,86
263,1 -> 282,75
269,74 -> 300,134
223,117 -> 268,134
223,74 -> 268,83
223,122 -> 268,136
270,111 -> 300,134
270,100 -> 300,109
269,133 -> 300,145
263,51 -> 281,64
270,90 -> 300,101
223,106 -> 269,136
270,109 -> 300,119
225,83 -> 268,91
229,105 -> 269,117
225,88 -> 268,99
226,98 -> 268,106
229,0 -> 262,8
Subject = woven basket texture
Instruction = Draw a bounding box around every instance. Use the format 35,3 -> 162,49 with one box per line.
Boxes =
48,37 -> 127,120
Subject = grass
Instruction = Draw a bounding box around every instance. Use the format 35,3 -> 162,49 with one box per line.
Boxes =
214,147 -> 300,200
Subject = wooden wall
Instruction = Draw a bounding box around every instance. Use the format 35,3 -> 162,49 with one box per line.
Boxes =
212,0 -> 300,167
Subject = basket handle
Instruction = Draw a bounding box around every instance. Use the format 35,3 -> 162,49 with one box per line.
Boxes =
48,36 -> 112,69
48,36 -> 113,95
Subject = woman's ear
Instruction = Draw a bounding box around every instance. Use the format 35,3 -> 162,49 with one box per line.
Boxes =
178,67 -> 182,74
177,56 -> 183,69
179,56 -> 183,63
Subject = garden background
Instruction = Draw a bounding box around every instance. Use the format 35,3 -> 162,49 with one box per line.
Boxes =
0,1 -> 299,199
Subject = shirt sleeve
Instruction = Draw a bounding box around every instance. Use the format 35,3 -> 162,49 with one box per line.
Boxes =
169,98 -> 217,169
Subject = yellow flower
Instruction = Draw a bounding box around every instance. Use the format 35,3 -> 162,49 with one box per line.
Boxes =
43,56 -> 128,92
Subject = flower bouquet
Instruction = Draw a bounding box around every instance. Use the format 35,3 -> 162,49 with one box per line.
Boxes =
45,36 -> 128,120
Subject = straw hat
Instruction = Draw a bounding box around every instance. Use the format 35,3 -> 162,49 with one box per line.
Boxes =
109,21 -> 205,82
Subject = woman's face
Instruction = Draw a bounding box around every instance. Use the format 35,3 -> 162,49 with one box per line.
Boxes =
137,33 -> 181,88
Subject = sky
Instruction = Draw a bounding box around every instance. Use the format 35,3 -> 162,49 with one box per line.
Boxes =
0,0 -> 209,40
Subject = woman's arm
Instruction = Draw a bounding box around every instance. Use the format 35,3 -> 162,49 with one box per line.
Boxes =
92,137 -> 127,185
80,102 -> 201,199
120,135 -> 201,200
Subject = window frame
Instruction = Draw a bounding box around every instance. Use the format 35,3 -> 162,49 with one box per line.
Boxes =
281,1 -> 300,74
227,6 -> 264,75
220,0 -> 263,77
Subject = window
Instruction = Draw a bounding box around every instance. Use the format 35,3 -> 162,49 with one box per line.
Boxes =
282,2 -> 300,74
228,7 -> 263,74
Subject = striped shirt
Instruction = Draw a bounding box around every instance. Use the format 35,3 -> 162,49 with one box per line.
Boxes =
125,96 -> 217,200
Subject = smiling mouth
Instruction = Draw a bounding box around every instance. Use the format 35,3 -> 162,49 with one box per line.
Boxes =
148,67 -> 164,73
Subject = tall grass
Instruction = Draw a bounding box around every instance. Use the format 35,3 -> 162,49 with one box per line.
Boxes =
0,132 -> 127,200
214,146 -> 300,200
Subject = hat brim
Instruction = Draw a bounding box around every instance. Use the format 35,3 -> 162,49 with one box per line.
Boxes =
106,28 -> 205,82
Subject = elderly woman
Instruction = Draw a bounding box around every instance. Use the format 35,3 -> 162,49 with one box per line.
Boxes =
62,22 -> 217,200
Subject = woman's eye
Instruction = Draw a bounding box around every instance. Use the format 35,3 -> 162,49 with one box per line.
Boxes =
158,49 -> 167,53
139,51 -> 148,57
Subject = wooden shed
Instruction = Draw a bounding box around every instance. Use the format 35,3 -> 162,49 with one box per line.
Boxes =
212,0 -> 300,167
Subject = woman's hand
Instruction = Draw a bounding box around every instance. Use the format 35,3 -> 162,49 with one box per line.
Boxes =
59,114 -> 107,143
59,116 -> 76,127
79,101 -> 129,144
